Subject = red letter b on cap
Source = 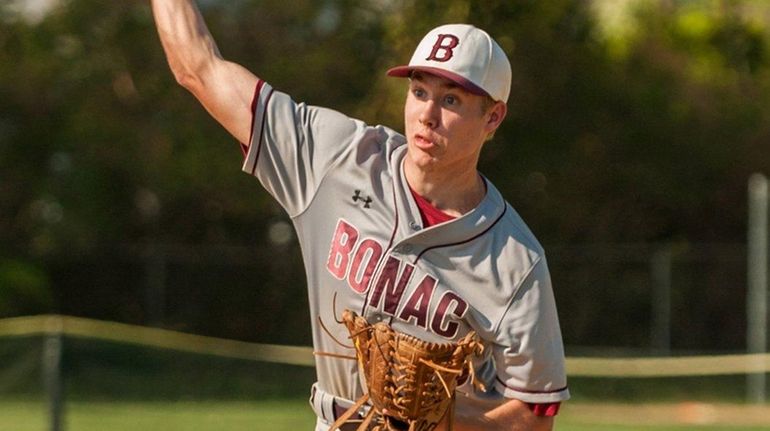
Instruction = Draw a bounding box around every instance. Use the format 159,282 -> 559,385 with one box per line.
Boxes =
426,34 -> 459,62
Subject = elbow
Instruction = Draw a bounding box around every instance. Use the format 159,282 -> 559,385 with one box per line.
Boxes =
165,55 -> 197,89
172,69 -> 200,91
168,59 -> 208,95
160,39 -> 220,94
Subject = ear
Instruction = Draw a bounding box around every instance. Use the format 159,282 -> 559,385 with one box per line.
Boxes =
485,101 -> 507,134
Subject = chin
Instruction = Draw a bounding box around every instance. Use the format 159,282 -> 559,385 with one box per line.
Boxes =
410,156 -> 440,173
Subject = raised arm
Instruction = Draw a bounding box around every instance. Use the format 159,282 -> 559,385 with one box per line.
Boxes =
151,0 -> 259,146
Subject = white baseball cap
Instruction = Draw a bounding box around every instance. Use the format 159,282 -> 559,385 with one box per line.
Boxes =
387,24 -> 512,103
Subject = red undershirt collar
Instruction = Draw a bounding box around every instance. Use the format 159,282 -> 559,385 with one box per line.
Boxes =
408,187 -> 456,227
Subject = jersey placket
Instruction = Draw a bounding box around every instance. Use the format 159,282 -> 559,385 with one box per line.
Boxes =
359,154 -> 425,322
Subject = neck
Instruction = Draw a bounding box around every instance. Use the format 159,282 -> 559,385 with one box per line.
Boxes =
404,160 -> 486,217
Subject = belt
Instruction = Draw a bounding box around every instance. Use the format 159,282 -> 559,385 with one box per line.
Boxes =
310,383 -> 365,424
333,400 -> 361,421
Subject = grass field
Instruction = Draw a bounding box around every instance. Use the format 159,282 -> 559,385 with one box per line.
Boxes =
4,328 -> 770,430
3,399 -> 770,431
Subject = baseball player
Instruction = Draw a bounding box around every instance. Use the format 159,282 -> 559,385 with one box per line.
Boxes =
151,1 -> 570,430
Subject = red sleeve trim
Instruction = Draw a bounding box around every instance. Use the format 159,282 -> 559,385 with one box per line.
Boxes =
527,402 -> 561,417
241,79 -> 266,158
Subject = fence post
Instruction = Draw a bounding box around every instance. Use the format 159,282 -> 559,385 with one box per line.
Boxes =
145,244 -> 167,327
747,173 -> 768,404
651,245 -> 672,354
43,319 -> 64,431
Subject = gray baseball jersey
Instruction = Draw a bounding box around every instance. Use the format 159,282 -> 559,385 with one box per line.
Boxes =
241,80 -> 570,429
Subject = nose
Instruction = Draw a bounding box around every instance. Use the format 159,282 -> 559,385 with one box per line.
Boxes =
418,99 -> 439,129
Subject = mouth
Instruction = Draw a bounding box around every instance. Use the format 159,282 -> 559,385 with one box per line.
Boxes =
413,133 -> 437,150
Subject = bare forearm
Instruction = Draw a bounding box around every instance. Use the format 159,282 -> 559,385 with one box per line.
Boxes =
150,0 -> 221,88
450,397 -> 554,431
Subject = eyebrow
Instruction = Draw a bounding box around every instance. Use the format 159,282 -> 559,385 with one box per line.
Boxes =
411,72 -> 464,91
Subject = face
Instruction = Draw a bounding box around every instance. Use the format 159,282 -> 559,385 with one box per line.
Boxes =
403,72 -> 505,174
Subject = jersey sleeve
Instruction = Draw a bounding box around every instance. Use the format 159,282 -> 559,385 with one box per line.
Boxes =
491,257 -> 570,404
241,80 -> 365,216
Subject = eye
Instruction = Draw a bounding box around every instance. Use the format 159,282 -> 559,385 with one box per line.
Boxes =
444,94 -> 459,106
412,87 -> 426,98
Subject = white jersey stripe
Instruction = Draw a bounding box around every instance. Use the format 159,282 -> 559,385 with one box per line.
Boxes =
250,85 -> 274,175
242,80 -> 274,175
495,376 -> 568,394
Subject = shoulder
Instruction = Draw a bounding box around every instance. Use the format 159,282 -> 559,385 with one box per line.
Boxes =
275,88 -> 406,156
314,110 -> 406,177
496,202 -> 546,268
481,181 -> 546,272
258,84 -> 407,166
349,122 -> 407,162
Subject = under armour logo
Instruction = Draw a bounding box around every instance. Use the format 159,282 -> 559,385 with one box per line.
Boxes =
352,190 -> 373,209
426,34 -> 459,62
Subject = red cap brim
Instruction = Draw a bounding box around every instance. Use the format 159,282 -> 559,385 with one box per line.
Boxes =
386,65 -> 488,97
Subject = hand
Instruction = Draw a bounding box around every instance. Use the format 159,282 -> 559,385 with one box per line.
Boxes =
433,411 -> 450,431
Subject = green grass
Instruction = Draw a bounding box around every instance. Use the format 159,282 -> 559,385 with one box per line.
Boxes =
0,399 -> 317,431
3,399 -> 770,431
0,401 -> 46,431
67,400 -> 317,431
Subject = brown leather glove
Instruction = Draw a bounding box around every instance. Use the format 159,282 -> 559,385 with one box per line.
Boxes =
330,310 -> 483,431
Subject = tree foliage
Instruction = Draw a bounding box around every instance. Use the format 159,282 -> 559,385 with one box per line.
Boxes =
2,0 -> 770,348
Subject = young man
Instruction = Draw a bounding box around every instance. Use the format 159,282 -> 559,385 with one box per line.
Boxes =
151,1 -> 569,430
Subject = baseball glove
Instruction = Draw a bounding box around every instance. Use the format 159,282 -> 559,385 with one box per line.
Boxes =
324,309 -> 483,431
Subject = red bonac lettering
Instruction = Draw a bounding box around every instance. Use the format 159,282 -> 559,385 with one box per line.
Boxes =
431,291 -> 468,338
425,34 -> 460,62
398,275 -> 436,329
369,256 -> 414,315
348,239 -> 383,294
326,219 -> 359,280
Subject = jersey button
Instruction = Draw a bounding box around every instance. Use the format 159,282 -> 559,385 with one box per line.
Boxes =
409,221 -> 421,231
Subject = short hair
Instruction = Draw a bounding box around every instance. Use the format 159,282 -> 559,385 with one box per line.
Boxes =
481,95 -> 496,115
